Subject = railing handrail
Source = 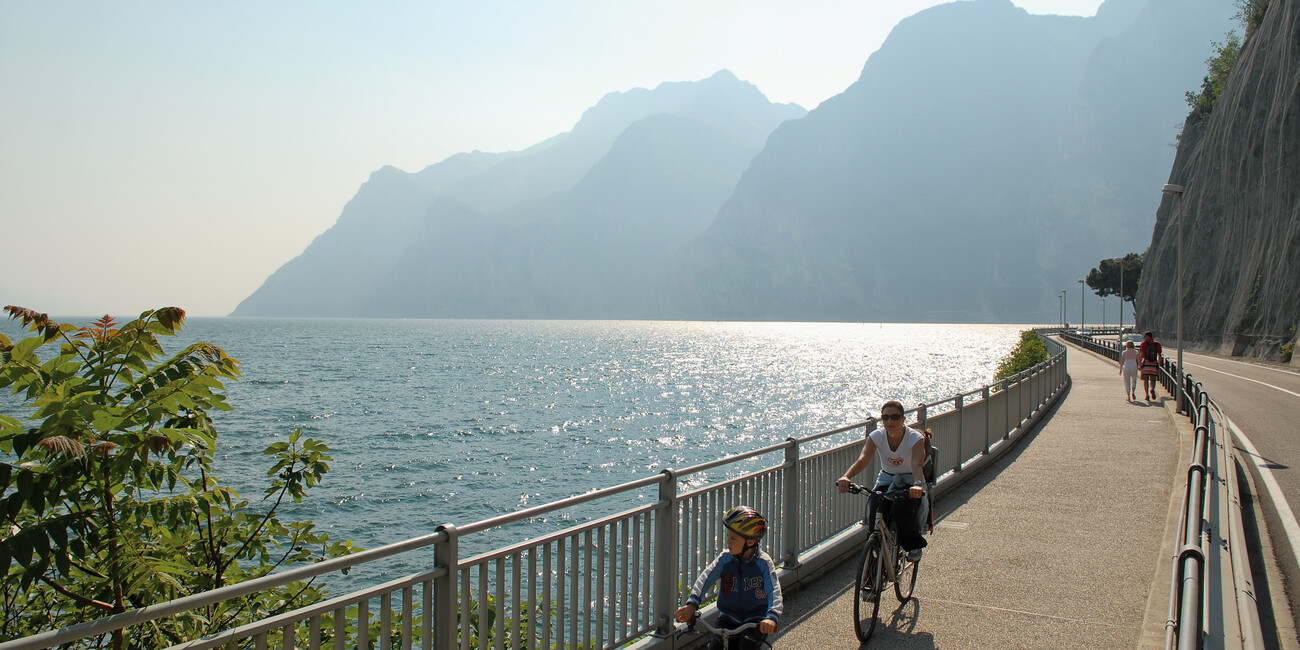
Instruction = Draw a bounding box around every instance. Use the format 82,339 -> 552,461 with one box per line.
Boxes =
0,529 -> 450,650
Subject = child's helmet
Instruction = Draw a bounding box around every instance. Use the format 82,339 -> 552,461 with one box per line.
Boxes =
723,506 -> 767,540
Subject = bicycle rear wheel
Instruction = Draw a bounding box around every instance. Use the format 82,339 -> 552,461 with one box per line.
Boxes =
853,534 -> 884,643
894,551 -> 920,602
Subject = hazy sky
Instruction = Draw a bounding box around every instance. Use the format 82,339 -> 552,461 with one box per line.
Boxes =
1,1 -> 1103,317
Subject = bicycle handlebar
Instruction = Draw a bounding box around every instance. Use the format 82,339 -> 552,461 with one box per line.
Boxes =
844,482 -> 915,500
683,613 -> 761,637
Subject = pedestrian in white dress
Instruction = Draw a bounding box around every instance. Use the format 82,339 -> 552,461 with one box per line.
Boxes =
1120,340 -> 1140,402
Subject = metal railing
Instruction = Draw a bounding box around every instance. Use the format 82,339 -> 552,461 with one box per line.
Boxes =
4,334 -> 1069,650
1059,330 -> 1263,649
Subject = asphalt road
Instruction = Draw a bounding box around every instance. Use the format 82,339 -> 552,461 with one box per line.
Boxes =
1175,350 -> 1300,636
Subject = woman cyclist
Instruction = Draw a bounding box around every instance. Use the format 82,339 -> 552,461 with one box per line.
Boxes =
835,400 -> 928,560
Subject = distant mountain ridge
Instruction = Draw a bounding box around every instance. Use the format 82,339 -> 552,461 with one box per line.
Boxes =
649,0 -> 1234,322
232,70 -> 805,317
234,0 -> 1234,322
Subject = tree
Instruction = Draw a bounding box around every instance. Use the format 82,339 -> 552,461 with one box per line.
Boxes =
1185,31 -> 1243,119
1234,0 -> 1270,40
1086,253 -> 1144,319
0,307 -> 357,648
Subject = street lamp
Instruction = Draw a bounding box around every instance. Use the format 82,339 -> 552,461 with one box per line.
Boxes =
1061,290 -> 1067,329
1163,183 -> 1186,413
1078,279 -> 1085,334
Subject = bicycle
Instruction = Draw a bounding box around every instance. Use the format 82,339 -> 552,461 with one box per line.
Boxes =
678,612 -> 773,649
844,482 -> 922,643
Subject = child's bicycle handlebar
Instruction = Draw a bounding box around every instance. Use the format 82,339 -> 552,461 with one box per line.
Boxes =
684,613 -> 762,636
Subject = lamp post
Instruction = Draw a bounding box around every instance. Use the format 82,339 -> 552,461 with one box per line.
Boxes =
1078,279 -> 1086,334
1162,183 -> 1186,413
1060,290 -> 1067,329
1119,262 -> 1125,333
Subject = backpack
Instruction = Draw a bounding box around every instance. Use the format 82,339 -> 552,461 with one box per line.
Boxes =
1143,342 -> 1160,363
920,429 -> 938,534
921,429 -> 938,486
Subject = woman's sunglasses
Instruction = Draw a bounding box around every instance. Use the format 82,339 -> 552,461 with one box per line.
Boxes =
880,413 -> 904,421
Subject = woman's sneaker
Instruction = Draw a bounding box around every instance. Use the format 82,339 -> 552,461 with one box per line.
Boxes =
907,548 -> 923,562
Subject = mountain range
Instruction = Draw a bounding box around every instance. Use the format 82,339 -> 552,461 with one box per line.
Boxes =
233,0 -> 1235,322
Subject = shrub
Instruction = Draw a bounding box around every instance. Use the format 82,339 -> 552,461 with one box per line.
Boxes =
0,307 -> 356,648
994,330 -> 1049,382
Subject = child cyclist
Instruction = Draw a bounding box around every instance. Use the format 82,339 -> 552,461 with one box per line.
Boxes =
675,506 -> 783,649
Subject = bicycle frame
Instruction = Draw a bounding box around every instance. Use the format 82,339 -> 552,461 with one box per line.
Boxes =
860,485 -> 912,581
871,503 -> 902,584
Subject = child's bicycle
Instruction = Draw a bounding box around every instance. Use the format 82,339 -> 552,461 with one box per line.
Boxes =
844,482 -> 922,643
678,612 -> 773,649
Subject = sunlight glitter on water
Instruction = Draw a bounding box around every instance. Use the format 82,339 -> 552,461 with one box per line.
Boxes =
0,317 -> 1033,584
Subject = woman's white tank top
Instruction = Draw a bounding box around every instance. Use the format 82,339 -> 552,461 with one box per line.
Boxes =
869,427 -> 923,475
1121,348 -> 1139,371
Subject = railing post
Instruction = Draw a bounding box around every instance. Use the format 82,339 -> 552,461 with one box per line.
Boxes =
433,524 -> 458,650
983,385 -> 991,455
955,394 -> 965,473
917,403 -> 927,429
1002,378 -> 1011,441
1017,369 -> 1024,431
783,439 -> 801,568
1032,363 -> 1040,412
653,470 -> 680,637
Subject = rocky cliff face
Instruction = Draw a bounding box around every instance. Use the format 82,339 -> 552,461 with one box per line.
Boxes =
1135,0 -> 1300,360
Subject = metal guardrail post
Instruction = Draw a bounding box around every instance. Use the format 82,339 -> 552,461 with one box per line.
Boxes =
1017,369 -> 1024,433
1034,363 -> 1041,412
1002,378 -> 1011,441
955,394 -> 964,473
783,439 -> 801,568
653,469 -> 680,638
433,524 -> 458,650
983,385 -> 991,455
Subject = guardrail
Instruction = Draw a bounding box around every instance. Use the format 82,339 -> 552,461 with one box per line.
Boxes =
1059,330 -> 1263,650
3,335 -> 1069,650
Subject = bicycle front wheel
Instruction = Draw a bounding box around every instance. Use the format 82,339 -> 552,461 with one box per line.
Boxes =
894,550 -> 920,602
854,534 -> 884,643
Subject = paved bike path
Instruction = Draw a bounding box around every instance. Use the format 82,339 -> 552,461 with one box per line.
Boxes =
772,340 -> 1187,649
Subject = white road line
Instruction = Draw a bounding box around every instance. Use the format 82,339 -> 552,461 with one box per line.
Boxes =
922,597 -> 1127,628
1185,362 -> 1300,399
1225,413 -> 1300,574
1187,353 -> 1300,378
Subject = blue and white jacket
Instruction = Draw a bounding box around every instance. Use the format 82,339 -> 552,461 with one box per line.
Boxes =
686,549 -> 783,627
